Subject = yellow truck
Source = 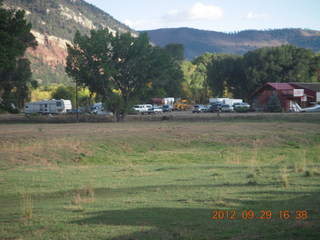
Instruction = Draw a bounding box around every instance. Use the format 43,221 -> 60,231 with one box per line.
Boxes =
173,100 -> 191,111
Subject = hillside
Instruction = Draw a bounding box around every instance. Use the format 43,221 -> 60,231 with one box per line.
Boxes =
3,0 -> 137,85
143,28 -> 320,60
3,1 -> 320,85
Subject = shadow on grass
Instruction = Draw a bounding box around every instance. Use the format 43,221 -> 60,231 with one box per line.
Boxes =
70,191 -> 320,240
72,207 -> 228,240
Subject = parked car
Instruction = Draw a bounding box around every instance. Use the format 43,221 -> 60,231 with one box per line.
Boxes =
300,105 -> 320,112
233,102 -> 250,112
162,105 -> 172,112
221,104 -> 234,113
233,102 -> 250,108
141,107 -> 163,115
192,105 -> 207,113
202,105 -> 209,112
209,103 -> 222,112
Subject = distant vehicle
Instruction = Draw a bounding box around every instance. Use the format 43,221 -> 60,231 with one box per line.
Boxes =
300,105 -> 320,112
233,102 -> 250,108
133,104 -> 152,113
24,99 -> 72,114
209,98 -> 242,106
202,105 -> 209,112
209,103 -> 222,112
90,102 -> 104,114
192,105 -> 206,113
162,105 -> 172,112
152,107 -> 163,114
221,104 -> 234,113
173,99 -> 191,111
141,107 -> 163,115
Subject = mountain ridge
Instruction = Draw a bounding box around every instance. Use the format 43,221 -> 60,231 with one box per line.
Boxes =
4,0 -> 320,84
142,27 -> 320,60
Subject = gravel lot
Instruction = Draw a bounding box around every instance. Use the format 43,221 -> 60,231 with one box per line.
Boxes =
0,111 -> 318,123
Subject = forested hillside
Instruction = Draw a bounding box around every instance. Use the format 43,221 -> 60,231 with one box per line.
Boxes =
144,28 -> 320,60
3,0 -> 136,85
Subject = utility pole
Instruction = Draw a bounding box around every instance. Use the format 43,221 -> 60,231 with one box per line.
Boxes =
76,79 -> 79,123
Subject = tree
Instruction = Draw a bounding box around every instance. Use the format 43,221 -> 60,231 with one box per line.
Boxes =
206,45 -> 320,101
143,45 -> 183,100
66,29 -> 114,100
207,54 -> 244,98
180,61 -> 204,103
0,1 -> 37,111
191,53 -> 217,102
164,44 -> 185,62
242,45 -> 318,94
51,85 -> 76,107
66,30 -> 183,121
267,91 -> 281,112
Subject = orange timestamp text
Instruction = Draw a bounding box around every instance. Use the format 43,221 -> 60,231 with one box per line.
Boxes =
211,210 -> 308,220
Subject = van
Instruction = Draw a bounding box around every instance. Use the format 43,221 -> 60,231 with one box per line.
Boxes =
133,104 -> 152,113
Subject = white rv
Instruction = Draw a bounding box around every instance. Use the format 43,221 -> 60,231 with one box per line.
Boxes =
209,98 -> 243,106
24,99 -> 72,114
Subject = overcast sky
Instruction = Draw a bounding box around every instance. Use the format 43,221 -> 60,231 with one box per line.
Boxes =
84,0 -> 320,32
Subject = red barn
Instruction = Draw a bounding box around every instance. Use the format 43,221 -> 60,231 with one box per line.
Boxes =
248,82 -> 319,112
289,83 -> 320,104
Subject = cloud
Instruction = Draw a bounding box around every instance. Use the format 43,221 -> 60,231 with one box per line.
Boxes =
246,11 -> 269,19
124,19 -> 164,30
164,3 -> 223,21
124,19 -> 147,28
123,3 -> 224,30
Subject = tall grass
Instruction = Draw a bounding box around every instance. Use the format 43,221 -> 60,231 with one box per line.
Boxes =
19,189 -> 33,219
280,165 -> 289,187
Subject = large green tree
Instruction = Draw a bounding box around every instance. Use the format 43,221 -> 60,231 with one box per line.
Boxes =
66,29 -> 114,100
242,45 -> 319,93
0,0 -> 37,110
66,29 -> 183,121
207,54 -> 246,99
206,45 -> 320,100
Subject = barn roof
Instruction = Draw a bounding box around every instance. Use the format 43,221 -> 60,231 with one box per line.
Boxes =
290,83 -> 320,92
267,83 -> 295,90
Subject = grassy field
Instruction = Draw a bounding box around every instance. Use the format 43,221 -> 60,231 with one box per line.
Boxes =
0,114 -> 320,239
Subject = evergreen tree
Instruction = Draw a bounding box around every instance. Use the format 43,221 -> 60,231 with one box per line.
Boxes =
267,91 -> 281,112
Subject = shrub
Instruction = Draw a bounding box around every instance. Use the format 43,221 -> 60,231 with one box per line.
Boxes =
236,107 -> 250,113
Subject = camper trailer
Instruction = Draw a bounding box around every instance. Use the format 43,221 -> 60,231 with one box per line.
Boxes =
24,99 -> 72,114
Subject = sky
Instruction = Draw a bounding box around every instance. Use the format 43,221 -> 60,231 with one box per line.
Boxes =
83,0 -> 320,32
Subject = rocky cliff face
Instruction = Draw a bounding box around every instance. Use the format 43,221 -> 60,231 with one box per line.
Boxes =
30,31 -> 70,67
4,0 -> 136,84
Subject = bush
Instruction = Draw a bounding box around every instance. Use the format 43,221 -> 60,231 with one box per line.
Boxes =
0,102 -> 20,114
235,107 -> 250,113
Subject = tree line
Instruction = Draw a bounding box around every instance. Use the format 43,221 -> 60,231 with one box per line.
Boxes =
183,46 -> 320,103
1,1 -> 320,117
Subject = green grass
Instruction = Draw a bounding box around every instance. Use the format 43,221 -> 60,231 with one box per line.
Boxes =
0,115 -> 319,239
